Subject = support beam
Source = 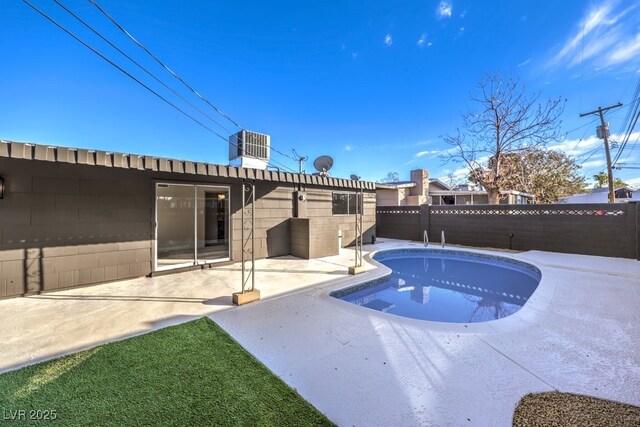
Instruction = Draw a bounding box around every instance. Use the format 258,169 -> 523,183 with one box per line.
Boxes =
350,186 -> 365,275
233,179 -> 260,305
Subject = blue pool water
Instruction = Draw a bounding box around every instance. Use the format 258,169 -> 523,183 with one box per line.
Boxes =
332,249 -> 541,324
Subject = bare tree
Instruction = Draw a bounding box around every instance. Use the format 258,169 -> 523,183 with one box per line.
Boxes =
443,72 -> 565,204
378,172 -> 400,183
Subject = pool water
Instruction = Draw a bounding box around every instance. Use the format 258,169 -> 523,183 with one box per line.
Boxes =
332,249 -> 541,324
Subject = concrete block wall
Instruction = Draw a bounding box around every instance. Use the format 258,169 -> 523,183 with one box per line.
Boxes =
289,217 -> 340,259
305,189 -> 376,247
428,203 -> 638,258
290,218 -> 311,259
0,155 -> 377,298
0,158 -> 153,298
376,203 -> 639,259
231,184 -> 376,260
376,206 -> 422,241
230,183 -> 292,261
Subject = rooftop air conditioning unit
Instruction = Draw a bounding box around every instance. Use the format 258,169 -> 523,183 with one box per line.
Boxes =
229,130 -> 270,170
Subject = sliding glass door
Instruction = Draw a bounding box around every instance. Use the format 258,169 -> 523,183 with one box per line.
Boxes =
196,187 -> 229,263
156,183 -> 230,270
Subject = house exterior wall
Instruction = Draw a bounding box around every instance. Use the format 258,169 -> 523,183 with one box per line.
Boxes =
376,188 -> 400,206
0,157 -> 375,298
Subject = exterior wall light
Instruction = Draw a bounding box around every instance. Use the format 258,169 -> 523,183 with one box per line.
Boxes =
0,176 -> 4,199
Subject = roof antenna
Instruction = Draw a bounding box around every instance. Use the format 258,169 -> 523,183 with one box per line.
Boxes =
292,149 -> 308,174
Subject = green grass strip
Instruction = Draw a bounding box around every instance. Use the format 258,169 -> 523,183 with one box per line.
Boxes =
0,318 -> 334,426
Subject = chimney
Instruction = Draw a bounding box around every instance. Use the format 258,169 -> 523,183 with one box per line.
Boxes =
410,169 -> 429,198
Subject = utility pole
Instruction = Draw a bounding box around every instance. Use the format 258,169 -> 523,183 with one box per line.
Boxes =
580,102 -> 623,203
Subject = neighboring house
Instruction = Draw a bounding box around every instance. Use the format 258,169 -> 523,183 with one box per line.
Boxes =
375,170 -> 429,206
559,186 -> 638,204
0,140 -> 376,299
376,169 -> 534,206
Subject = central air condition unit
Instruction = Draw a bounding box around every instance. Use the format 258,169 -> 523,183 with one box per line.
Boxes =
229,130 -> 270,170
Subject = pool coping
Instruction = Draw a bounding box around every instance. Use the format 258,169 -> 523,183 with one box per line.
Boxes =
317,245 -> 558,335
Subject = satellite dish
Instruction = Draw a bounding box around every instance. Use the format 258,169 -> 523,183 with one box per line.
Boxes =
350,174 -> 360,181
313,155 -> 334,176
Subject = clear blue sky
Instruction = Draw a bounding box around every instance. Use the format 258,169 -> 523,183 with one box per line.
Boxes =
1,0 -> 639,186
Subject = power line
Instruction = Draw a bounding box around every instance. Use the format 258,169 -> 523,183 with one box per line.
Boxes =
612,89 -> 640,165
51,0 -> 234,135
22,0 -> 226,138
619,132 -> 640,164
88,0 -> 300,165
23,0 -> 298,173
566,118 -> 597,156
88,0 -> 241,129
612,79 -> 640,164
564,117 -> 597,136
564,109 -> 618,158
617,84 -> 640,136
613,111 -> 639,164
577,146 -> 602,164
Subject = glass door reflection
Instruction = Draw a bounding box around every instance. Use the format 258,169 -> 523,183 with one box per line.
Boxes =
156,184 -> 195,268
156,183 -> 230,270
196,187 -> 229,263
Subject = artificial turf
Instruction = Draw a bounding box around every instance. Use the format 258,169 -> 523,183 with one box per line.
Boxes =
0,318 -> 334,426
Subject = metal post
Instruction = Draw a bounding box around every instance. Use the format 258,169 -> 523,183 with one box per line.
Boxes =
241,183 -> 245,288
350,184 -> 364,274
233,178 -> 260,305
356,188 -> 363,267
238,179 -> 257,298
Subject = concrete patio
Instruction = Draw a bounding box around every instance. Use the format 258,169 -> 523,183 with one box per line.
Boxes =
0,250 -> 374,374
1,239 -> 639,426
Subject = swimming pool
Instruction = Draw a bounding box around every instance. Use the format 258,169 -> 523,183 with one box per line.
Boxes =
331,249 -> 541,324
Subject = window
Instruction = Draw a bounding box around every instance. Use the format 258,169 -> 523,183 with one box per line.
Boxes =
457,195 -> 472,205
441,195 -> 455,205
332,192 -> 362,215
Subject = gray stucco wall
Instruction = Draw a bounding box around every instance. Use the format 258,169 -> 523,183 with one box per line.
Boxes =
0,157 -> 376,298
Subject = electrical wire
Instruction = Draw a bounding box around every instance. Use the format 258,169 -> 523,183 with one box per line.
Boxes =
22,0 -> 227,138
619,132 -> 640,164
23,0 -> 298,173
613,108 -> 640,165
565,117 -> 597,136
577,146 -> 602,165
87,0 -> 302,165
88,0 -> 240,129
566,118 -> 597,157
612,82 -> 640,165
51,0 -> 234,135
